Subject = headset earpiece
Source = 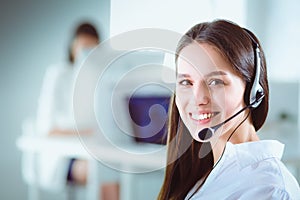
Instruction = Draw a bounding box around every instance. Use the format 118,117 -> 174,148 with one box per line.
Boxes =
243,29 -> 265,108
249,44 -> 264,108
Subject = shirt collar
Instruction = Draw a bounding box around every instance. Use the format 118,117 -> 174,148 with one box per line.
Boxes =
229,140 -> 284,169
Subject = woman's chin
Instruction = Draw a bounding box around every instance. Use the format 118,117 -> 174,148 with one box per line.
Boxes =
189,130 -> 201,142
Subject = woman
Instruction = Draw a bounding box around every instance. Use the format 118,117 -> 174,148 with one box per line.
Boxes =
36,22 -> 119,199
36,22 -> 100,189
37,22 -> 100,138
158,19 -> 300,199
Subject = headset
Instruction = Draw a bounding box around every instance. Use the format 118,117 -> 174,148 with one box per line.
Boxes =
244,28 -> 265,108
197,28 -> 265,142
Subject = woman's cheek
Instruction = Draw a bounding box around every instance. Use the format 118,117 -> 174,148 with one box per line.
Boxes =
175,94 -> 187,116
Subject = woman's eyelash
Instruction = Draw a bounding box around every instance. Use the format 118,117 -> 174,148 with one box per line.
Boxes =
177,79 -> 225,86
178,79 -> 192,86
208,79 -> 225,86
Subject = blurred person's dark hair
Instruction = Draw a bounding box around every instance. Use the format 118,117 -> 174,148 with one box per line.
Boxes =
68,22 -> 100,64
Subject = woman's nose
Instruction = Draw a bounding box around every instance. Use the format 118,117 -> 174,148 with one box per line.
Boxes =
193,82 -> 210,106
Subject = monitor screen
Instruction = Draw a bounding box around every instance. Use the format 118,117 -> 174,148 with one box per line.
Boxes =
128,95 -> 170,145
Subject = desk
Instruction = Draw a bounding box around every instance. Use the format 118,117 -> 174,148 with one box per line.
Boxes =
16,135 -> 167,200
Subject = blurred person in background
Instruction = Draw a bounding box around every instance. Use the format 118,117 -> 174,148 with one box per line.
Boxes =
36,22 -> 119,200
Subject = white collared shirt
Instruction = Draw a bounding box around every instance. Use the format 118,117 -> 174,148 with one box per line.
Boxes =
185,140 -> 300,200
36,63 -> 75,135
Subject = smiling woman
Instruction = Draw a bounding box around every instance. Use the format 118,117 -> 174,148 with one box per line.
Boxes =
176,43 -> 247,143
158,19 -> 300,200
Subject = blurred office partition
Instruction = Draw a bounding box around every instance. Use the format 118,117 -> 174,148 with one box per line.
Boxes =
260,80 -> 300,168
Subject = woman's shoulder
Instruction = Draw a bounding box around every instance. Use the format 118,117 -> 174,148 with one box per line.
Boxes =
46,62 -> 72,74
186,141 -> 300,200
43,62 -> 72,80
272,159 -> 300,199
237,184 -> 295,200
231,140 -> 300,199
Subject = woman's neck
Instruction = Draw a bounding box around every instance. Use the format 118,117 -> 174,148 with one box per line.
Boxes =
210,116 -> 259,165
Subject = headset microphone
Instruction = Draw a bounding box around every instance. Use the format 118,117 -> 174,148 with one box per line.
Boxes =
198,29 -> 265,142
198,93 -> 264,141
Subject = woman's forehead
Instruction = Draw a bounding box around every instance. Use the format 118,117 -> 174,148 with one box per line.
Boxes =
177,43 -> 234,76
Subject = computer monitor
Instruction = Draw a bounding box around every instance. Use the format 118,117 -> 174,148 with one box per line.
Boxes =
127,95 -> 170,145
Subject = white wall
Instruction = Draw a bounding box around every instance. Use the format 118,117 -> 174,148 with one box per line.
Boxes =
264,0 -> 300,80
247,0 -> 300,80
110,0 -> 246,36
0,1 -> 110,199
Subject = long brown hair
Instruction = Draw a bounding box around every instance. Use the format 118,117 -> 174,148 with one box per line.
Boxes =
158,19 -> 269,199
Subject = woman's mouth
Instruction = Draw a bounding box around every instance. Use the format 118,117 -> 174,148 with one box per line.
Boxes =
189,112 -> 220,124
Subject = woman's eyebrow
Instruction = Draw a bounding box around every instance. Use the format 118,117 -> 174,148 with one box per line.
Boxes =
177,73 -> 191,78
205,71 -> 227,77
177,71 -> 227,78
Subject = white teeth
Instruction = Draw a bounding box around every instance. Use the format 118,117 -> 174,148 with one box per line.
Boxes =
191,113 -> 213,120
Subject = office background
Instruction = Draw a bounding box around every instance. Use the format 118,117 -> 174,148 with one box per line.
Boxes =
0,1 -> 110,199
0,0 -> 300,199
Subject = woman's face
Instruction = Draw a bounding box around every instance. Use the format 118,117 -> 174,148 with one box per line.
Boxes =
72,34 -> 99,60
175,42 -> 246,142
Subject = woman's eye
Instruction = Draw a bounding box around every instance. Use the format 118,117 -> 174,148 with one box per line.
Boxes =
209,79 -> 225,86
178,79 -> 192,86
